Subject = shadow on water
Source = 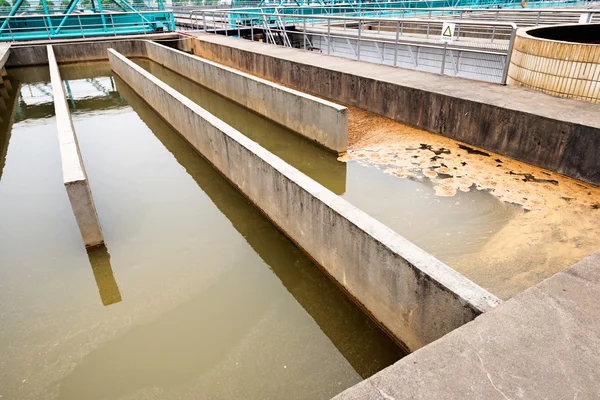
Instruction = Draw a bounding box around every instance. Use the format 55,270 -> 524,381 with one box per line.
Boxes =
134,58 -> 348,195
87,245 -> 122,306
115,76 -> 405,375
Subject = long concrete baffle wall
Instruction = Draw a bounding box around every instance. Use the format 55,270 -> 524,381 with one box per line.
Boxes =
48,45 -> 104,248
108,48 -> 501,352
143,41 -> 348,153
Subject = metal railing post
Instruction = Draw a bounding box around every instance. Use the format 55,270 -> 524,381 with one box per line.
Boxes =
441,42 -> 447,75
77,15 -> 85,38
327,17 -> 331,54
203,11 -> 206,31
357,18 -> 361,60
42,14 -> 50,39
303,17 -> 306,50
501,26 -> 517,85
393,20 -> 399,66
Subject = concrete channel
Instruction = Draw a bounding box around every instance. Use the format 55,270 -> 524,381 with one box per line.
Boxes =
109,47 -> 500,352
0,60 -> 402,400
2,27 -> 600,400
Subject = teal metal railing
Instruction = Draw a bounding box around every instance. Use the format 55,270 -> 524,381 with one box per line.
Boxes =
0,10 -> 175,40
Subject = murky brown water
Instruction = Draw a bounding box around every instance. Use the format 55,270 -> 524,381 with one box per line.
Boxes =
135,58 -> 600,300
0,63 -> 404,400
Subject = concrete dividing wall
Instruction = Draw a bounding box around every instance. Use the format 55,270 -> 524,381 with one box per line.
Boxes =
109,48 -> 501,352
144,41 -> 348,153
7,39 -> 150,67
190,34 -> 600,187
48,45 -> 104,248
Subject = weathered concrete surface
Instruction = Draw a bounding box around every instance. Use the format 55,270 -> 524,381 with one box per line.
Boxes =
48,45 -> 104,248
333,249 -> 600,399
190,33 -> 600,186
109,48 -> 501,352
7,39 -> 148,67
144,40 -> 348,153
0,44 -> 10,70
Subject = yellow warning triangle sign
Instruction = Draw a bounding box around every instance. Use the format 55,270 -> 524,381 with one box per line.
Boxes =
442,25 -> 452,37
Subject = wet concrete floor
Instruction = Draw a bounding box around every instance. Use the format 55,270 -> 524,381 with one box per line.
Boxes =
133,59 -> 600,300
0,63 -> 404,400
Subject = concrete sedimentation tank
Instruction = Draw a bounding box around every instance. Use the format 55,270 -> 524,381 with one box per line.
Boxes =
507,23 -> 600,103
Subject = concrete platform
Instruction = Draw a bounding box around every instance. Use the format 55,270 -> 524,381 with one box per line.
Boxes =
333,249 -> 600,399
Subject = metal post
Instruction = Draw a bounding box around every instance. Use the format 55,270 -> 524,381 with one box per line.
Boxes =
303,17 -> 306,49
77,15 -> 85,38
393,21 -> 399,66
426,22 -> 430,39
203,11 -> 206,32
536,11 -> 541,25
7,21 -> 14,41
357,19 -> 361,60
415,46 -> 419,67
501,27 -> 517,85
42,14 -> 51,39
327,17 -> 331,54
441,42 -> 447,75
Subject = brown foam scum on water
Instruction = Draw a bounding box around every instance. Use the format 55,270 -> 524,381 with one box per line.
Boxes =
344,107 -> 600,212
344,108 -> 600,299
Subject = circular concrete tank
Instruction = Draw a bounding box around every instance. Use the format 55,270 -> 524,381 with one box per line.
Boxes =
507,23 -> 600,103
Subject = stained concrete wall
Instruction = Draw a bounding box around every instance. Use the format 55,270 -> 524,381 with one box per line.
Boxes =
48,45 -> 104,248
7,38 -> 152,67
109,48 -> 500,352
190,34 -> 600,187
144,40 -> 348,153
